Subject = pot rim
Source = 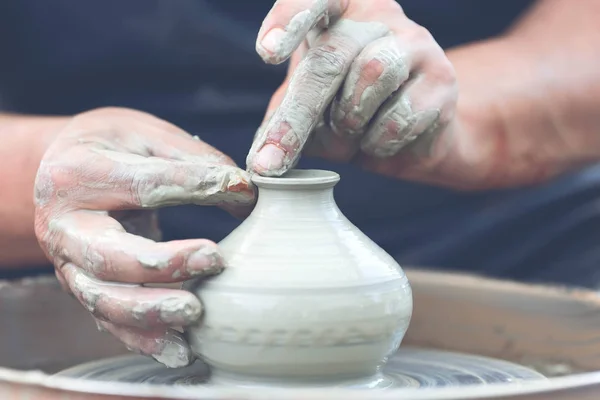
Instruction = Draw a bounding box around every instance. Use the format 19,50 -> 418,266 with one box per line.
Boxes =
251,169 -> 340,189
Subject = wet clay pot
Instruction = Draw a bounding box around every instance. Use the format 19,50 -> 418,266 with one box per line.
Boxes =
186,169 -> 413,387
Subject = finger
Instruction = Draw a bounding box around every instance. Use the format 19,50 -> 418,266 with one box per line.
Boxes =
62,263 -> 203,329
360,58 -> 457,159
50,210 -> 225,284
261,41 -> 309,127
42,146 -> 255,210
251,40 -> 308,149
330,35 -> 411,137
256,0 -> 346,64
96,319 -> 195,368
247,19 -> 390,176
246,43 -> 307,171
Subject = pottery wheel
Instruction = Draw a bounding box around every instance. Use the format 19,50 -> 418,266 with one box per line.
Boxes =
56,347 -> 546,389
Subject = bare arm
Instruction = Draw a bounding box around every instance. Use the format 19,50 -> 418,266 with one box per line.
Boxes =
0,114 -> 68,268
441,0 -> 600,187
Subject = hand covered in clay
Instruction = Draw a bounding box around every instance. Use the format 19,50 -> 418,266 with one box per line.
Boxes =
247,0 -> 466,187
34,108 -> 255,368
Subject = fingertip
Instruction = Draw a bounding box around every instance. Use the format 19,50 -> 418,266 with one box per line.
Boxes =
153,330 -> 196,368
158,296 -> 203,326
250,144 -> 286,176
98,320 -> 196,368
186,244 -> 226,276
255,0 -> 333,65
256,27 -> 289,64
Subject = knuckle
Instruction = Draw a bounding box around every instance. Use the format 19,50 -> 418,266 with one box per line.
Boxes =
35,149 -> 90,206
437,102 -> 457,129
36,228 -> 57,261
36,216 -> 64,262
128,169 -> 146,208
48,162 -> 77,189
364,111 -> 416,158
33,165 -> 54,208
429,57 -> 457,86
35,225 -> 52,252
333,106 -> 363,133
305,46 -> 347,80
77,106 -> 134,120
407,24 -> 433,43
359,58 -> 386,83
34,161 -> 63,207
83,238 -> 110,279
383,117 -> 407,142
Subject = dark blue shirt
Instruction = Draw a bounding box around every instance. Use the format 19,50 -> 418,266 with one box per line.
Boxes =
3,1 -> 600,287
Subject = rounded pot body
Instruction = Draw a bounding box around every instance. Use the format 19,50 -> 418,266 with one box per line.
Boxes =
186,170 -> 412,386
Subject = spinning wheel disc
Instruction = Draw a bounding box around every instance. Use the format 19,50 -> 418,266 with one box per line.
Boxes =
56,347 -> 545,389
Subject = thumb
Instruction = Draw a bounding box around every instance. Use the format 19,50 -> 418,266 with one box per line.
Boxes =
256,0 -> 347,64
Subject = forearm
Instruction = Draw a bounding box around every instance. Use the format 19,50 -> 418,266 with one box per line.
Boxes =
0,113 -> 68,268
447,0 -> 600,180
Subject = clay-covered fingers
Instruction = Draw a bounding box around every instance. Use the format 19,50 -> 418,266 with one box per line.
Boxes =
46,210 -> 225,284
62,263 -> 202,328
247,19 -> 390,176
63,263 -> 199,367
32,108 -> 253,368
357,29 -> 457,159
256,0 -> 347,64
37,147 -> 255,211
250,0 -> 458,175
360,70 -> 456,159
330,35 -> 410,136
96,319 -> 194,368
37,107 -> 256,217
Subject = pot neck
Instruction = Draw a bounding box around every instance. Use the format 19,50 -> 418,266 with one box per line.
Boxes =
250,169 -> 342,218
252,186 -> 341,219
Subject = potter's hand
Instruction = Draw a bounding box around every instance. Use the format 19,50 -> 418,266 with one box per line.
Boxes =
247,0 -> 458,182
34,107 -> 255,368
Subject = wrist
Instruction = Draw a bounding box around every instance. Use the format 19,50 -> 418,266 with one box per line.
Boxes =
449,0 -> 600,177
446,34 -> 600,185
0,113 -> 68,162
446,35 -> 537,135
0,113 -> 70,268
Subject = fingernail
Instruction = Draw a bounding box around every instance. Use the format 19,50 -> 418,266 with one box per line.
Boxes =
260,28 -> 285,54
159,297 -> 202,325
152,338 -> 194,368
187,247 -> 225,276
254,144 -> 286,174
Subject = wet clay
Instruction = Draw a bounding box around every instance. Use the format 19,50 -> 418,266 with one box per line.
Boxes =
55,347 -> 545,389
